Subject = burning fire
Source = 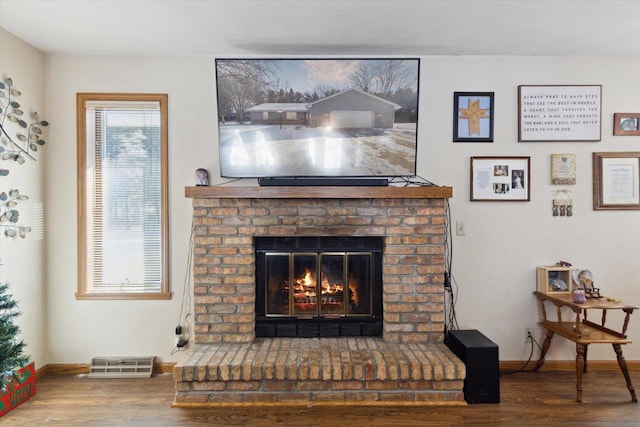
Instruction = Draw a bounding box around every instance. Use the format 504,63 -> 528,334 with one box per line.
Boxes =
292,268 -> 358,312
293,269 -> 316,299
293,269 -> 359,314
348,277 -> 359,306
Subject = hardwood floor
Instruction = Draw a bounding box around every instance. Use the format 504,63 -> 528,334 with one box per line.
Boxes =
2,370 -> 639,426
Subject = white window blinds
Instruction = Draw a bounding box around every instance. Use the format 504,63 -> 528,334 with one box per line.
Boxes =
78,95 -> 169,298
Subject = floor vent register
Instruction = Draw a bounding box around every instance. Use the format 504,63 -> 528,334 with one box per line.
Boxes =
88,356 -> 155,378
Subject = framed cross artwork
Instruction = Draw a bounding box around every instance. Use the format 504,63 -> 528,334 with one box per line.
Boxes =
453,92 -> 494,142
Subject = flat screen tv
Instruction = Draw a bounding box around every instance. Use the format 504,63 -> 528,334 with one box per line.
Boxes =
215,58 -> 420,179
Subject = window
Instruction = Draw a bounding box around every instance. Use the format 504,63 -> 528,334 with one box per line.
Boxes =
77,93 -> 169,300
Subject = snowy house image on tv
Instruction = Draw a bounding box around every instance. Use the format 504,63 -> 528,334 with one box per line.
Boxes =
245,103 -> 309,126
246,89 -> 401,129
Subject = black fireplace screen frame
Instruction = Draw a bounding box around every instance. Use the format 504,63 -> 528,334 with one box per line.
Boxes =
255,236 -> 383,338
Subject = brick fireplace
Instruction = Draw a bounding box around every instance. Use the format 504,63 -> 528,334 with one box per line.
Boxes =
174,185 -> 465,405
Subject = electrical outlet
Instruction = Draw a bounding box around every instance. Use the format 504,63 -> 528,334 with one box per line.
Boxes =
524,327 -> 534,342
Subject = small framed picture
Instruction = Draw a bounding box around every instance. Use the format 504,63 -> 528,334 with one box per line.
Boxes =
551,153 -> 576,185
453,92 -> 494,142
613,113 -> 640,136
470,156 -> 530,201
593,152 -> 640,210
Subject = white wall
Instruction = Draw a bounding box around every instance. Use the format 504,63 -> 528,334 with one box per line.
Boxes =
421,56 -> 640,361
44,55 -> 210,363
0,28 -> 47,368
43,54 -> 640,363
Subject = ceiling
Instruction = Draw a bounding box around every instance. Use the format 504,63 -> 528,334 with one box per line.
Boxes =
1,0 -> 640,57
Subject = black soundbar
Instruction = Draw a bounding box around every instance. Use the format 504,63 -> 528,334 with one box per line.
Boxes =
258,177 -> 389,187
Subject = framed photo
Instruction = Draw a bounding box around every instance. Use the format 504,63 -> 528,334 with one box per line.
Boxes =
613,113 -> 640,136
518,85 -> 601,142
551,153 -> 576,185
470,156 -> 530,201
593,152 -> 640,210
453,92 -> 494,142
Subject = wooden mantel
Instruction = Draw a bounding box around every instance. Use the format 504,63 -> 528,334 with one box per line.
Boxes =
185,185 -> 453,199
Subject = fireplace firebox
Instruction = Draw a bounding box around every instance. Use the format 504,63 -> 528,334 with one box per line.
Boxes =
255,236 -> 383,337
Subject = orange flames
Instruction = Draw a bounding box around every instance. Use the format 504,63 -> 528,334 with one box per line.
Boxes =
292,268 -> 356,307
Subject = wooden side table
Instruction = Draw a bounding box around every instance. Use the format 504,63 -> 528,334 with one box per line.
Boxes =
533,291 -> 638,402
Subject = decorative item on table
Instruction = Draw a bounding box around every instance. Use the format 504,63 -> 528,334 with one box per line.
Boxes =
552,189 -> 573,217
537,264 -> 573,294
572,289 -> 586,304
195,168 -> 209,186
549,272 -> 569,291
572,268 -> 602,298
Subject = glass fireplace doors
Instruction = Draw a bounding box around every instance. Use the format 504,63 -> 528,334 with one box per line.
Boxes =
265,252 -> 373,318
255,237 -> 382,337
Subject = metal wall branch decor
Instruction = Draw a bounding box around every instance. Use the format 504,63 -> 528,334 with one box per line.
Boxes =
0,77 -> 49,238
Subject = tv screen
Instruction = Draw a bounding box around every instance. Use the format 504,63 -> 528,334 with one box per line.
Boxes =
215,58 -> 420,178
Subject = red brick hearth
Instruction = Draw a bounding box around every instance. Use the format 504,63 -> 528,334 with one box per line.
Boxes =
174,185 -> 465,405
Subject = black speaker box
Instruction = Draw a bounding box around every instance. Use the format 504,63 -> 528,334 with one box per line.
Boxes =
445,329 -> 500,404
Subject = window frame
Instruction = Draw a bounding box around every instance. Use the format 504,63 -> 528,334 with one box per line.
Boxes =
76,93 -> 170,300
286,111 -> 297,121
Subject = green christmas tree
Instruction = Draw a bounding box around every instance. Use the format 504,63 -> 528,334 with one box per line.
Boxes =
0,281 -> 29,391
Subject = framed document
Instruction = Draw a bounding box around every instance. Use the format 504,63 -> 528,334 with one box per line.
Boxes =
593,152 -> 640,210
518,85 -> 602,142
551,153 -> 576,185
